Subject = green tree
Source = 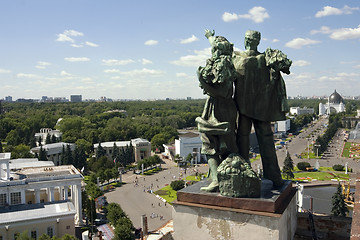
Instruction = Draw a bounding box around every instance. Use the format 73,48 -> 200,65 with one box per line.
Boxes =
331,184 -> 349,217
106,203 -> 126,224
151,133 -> 167,152
113,220 -> 135,240
82,190 -> 97,225
85,182 -> 103,199
11,144 -> 33,159
170,180 -> 185,191
45,134 -> 51,144
186,153 -> 193,162
38,146 -> 48,161
96,143 -> 106,158
112,143 -> 119,161
0,141 -> 3,153
104,168 -> 114,183
282,151 -> 294,180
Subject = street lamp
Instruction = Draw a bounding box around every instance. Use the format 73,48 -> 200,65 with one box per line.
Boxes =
314,144 -> 320,158
307,138 -> 310,160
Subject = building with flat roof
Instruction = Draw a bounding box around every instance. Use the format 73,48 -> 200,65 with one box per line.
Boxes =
290,107 -> 314,116
0,153 -> 83,239
34,128 -> 62,146
30,142 -> 76,166
175,131 -> 204,163
93,138 -> 151,162
70,95 -> 82,102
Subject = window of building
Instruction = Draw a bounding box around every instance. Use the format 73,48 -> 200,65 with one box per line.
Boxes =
10,192 -> 21,205
47,227 -> 54,237
0,193 -> 7,206
31,230 -> 37,240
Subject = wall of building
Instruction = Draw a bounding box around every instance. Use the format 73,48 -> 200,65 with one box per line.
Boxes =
296,212 -> 351,239
0,215 -> 75,240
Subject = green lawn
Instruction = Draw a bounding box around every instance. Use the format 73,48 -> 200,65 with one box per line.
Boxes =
154,174 -> 204,204
154,185 -> 177,203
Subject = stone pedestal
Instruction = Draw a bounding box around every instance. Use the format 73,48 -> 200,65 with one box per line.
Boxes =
172,180 -> 297,240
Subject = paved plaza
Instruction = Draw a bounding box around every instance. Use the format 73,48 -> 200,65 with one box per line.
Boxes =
105,117 -> 359,232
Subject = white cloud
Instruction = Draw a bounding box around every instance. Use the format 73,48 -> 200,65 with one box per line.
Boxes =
171,48 -> 211,67
104,69 -> 121,73
17,73 -> 41,79
56,30 -> 84,42
64,30 -> 83,37
60,71 -> 72,76
64,57 -> 90,62
310,26 -> 332,35
329,25 -> 360,40
285,38 -> 320,49
141,58 -> 152,65
272,39 -> 280,43
176,73 -> 188,77
292,60 -> 311,67
354,64 -> 360,69
36,61 -> 51,69
318,72 -> 360,82
0,68 -> 11,73
85,41 -> 99,47
56,34 -> 75,43
315,5 -> 359,18
102,59 -> 135,66
110,68 -> 165,78
180,35 -> 199,44
311,25 -> 360,40
222,12 -> 239,22
223,6 -> 269,23
71,44 -> 84,48
176,72 -> 195,79
145,40 -> 158,46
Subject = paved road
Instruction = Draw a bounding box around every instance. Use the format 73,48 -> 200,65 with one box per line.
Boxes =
105,158 -> 208,231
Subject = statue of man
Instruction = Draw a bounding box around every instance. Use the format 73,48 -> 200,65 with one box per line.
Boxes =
233,30 -> 291,187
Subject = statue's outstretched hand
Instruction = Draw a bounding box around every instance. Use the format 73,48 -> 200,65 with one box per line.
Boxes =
205,29 -> 215,39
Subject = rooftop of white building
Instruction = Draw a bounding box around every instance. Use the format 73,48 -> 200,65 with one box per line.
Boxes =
0,201 -> 76,224
30,142 -> 76,154
93,138 -> 150,148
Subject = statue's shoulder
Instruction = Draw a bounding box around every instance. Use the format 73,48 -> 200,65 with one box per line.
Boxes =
233,51 -> 247,58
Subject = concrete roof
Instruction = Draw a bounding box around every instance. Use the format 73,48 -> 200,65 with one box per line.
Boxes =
31,142 -> 75,155
0,201 -> 76,224
9,158 -> 54,170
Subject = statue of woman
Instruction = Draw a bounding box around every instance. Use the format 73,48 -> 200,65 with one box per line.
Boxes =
196,30 -> 238,192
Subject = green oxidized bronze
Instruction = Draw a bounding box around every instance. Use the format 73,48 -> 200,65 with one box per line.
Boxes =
197,29 -> 291,197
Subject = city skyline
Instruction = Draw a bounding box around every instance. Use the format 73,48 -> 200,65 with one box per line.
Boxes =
0,1 -> 359,100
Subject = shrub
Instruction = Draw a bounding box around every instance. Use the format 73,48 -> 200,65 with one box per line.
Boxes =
333,164 -> 344,171
170,180 -> 185,191
297,162 -> 311,171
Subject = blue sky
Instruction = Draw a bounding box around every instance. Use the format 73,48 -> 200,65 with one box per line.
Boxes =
0,1 -> 359,100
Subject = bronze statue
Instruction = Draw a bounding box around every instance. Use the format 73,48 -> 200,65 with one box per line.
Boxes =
197,29 -> 292,196
233,30 -> 291,187
195,30 -> 238,192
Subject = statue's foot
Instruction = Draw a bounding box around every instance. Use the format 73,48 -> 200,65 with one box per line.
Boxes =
200,181 -> 219,192
272,178 -> 284,187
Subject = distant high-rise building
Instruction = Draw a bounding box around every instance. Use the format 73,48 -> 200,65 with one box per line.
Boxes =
5,96 -> 12,102
70,95 -> 82,102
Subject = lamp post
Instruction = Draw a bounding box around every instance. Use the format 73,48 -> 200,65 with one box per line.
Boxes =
307,138 -> 310,160
314,144 -> 320,158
